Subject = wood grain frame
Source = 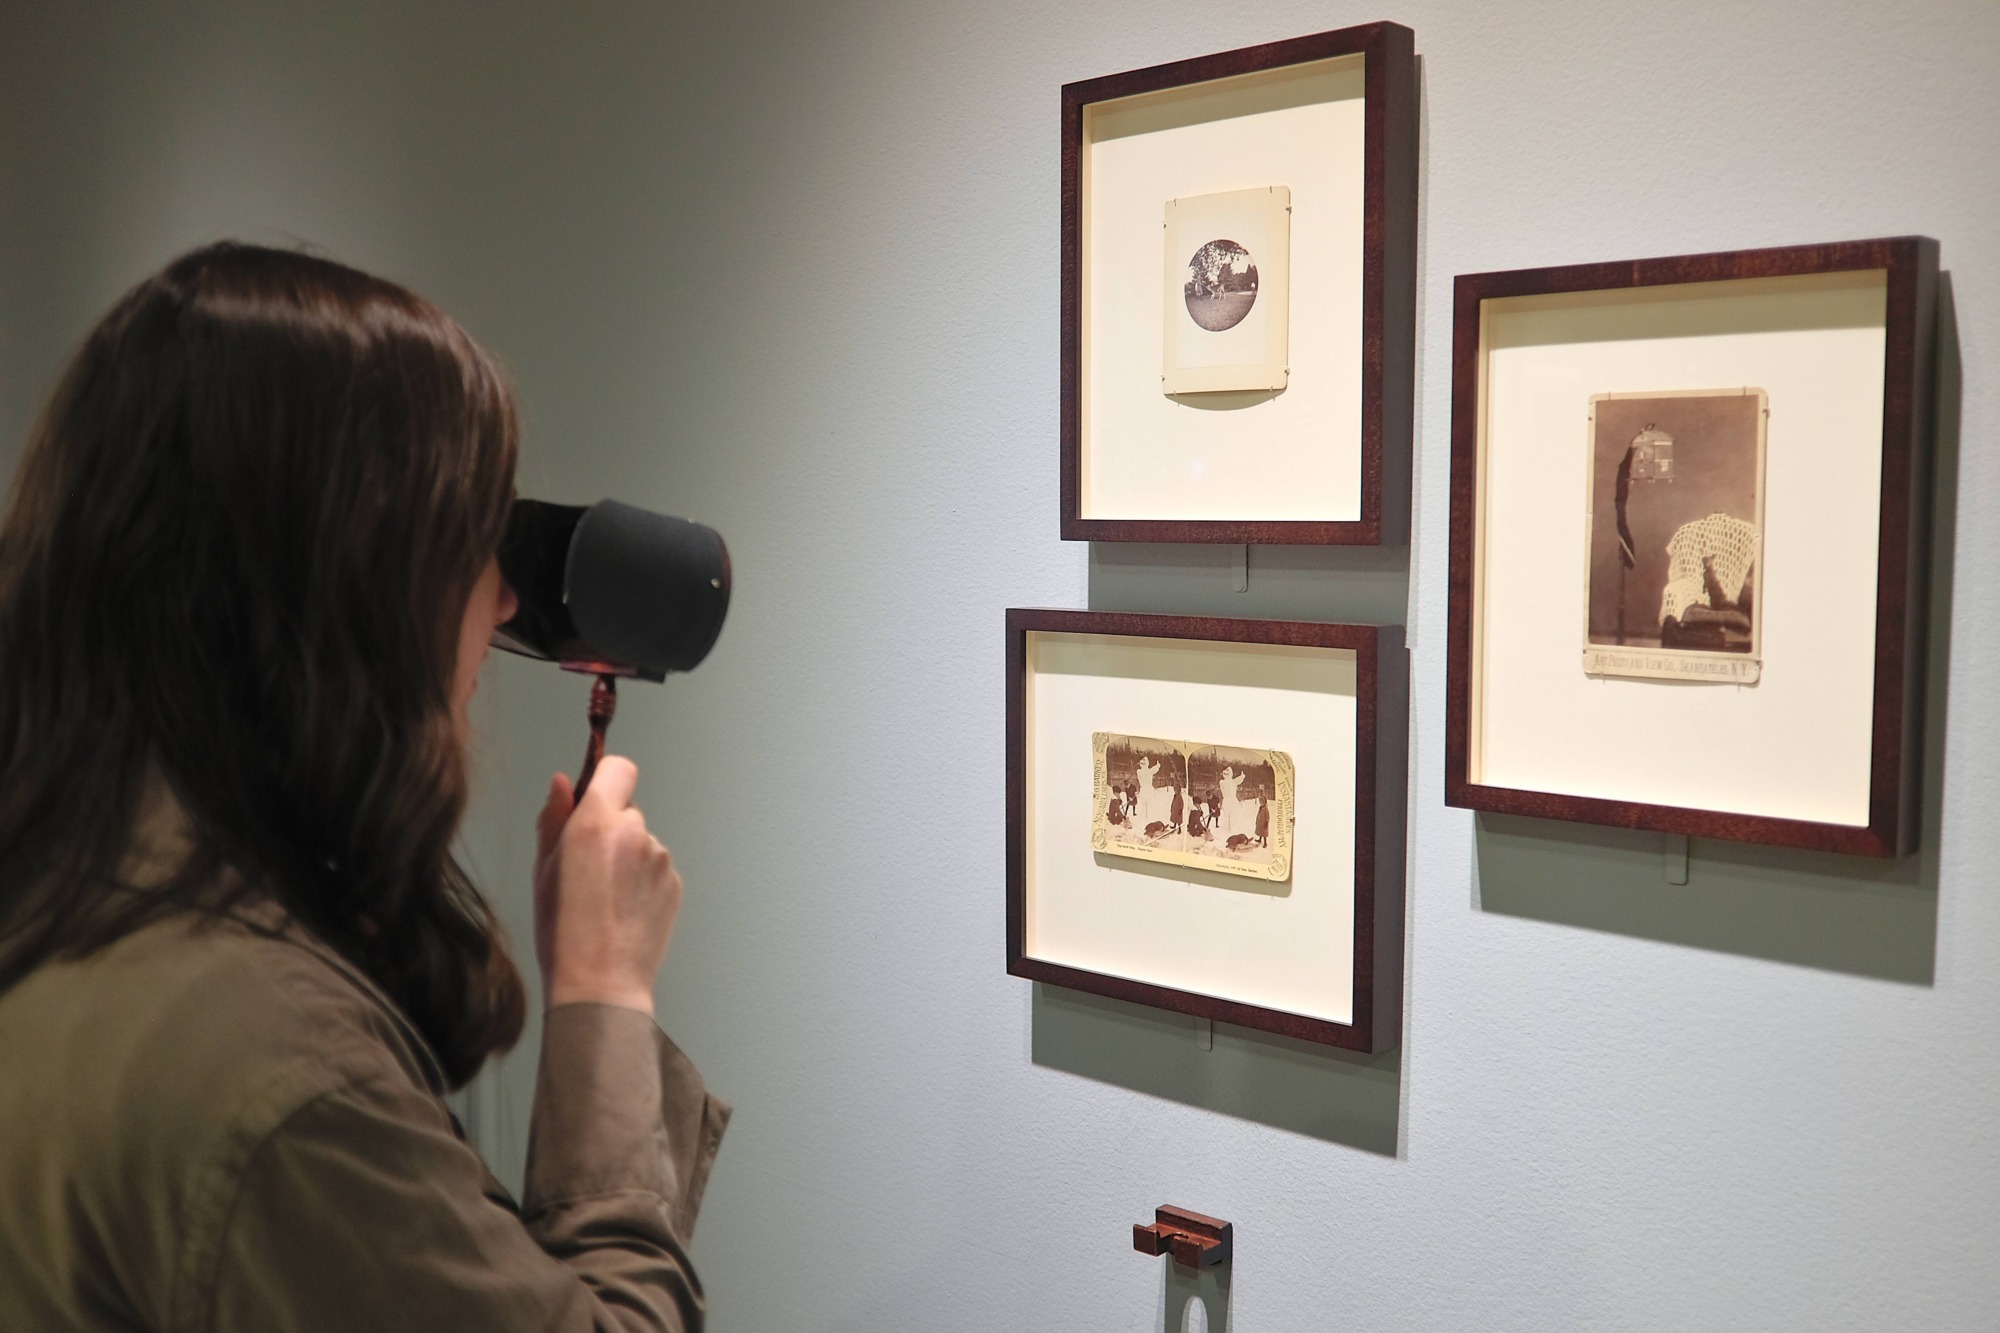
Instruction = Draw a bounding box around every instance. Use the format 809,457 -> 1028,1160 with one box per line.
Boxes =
1059,22 -> 1418,545
1006,608 -> 1407,1052
1445,237 -> 1940,857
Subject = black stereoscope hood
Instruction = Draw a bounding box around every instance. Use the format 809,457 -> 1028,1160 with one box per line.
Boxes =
491,499 -> 731,682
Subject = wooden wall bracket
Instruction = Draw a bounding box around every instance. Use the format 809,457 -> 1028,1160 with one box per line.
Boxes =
1133,1206 -> 1233,1269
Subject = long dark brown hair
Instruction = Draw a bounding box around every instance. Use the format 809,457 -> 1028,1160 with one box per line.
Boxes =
0,242 -> 525,1086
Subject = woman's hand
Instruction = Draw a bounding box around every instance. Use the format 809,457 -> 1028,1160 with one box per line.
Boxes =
532,757 -> 682,1015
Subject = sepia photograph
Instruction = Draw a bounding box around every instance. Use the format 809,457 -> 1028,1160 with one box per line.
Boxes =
1182,239 -> 1259,331
1092,732 -> 1294,881
1092,733 -> 1189,856
1182,743 -> 1291,875
1582,388 -> 1768,684
1160,186 -> 1291,396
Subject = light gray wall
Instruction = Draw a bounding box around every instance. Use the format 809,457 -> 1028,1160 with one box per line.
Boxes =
4,2 -> 1997,1328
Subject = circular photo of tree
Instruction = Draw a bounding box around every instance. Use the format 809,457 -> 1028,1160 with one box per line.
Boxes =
1183,239 -> 1258,332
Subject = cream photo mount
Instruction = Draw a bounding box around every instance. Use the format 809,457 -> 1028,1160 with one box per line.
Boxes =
1006,608 -> 1407,1053
1059,22 -> 1417,545
1445,237 -> 1939,857
1161,186 -> 1291,395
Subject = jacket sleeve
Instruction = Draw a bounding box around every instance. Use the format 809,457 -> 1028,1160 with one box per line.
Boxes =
201,1003 -> 730,1333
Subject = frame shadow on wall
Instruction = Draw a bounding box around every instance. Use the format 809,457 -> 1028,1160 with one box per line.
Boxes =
1033,984 -> 1402,1156
1472,277 -> 1963,986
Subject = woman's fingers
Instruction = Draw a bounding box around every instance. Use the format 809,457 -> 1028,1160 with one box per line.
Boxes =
535,772 -> 575,866
578,755 -> 639,815
532,771 -> 575,983
533,754 -> 683,1015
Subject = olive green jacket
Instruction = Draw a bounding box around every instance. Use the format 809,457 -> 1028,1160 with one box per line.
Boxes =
0,897 -> 729,1331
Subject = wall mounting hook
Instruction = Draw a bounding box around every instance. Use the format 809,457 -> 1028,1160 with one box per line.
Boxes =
1133,1205 -> 1233,1269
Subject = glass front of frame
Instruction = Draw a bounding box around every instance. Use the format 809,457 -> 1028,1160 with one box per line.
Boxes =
1470,270 -> 1888,827
1023,630 -> 1358,1025
1080,56 -> 1364,523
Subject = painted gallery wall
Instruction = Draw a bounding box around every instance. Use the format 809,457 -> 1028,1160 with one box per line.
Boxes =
3,2 -> 1997,1328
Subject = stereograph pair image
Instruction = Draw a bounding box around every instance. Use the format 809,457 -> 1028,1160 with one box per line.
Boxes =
1090,732 -> 1296,882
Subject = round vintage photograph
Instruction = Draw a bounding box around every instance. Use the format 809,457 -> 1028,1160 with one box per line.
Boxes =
1182,238 -> 1259,332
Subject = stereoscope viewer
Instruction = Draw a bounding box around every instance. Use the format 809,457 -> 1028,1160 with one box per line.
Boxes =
492,499 -> 731,796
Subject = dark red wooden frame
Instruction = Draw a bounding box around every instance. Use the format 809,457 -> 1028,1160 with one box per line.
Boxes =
1445,237 -> 1940,857
1059,22 -> 1419,545
1006,609 -> 1407,1052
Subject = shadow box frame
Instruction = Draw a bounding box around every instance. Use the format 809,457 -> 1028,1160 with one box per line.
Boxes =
1059,21 -> 1419,545
1445,236 -> 1940,857
1006,608 -> 1407,1053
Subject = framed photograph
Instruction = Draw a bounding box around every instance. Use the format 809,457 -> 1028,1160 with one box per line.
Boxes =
1059,22 -> 1418,544
1007,609 -> 1407,1052
1446,237 -> 1939,857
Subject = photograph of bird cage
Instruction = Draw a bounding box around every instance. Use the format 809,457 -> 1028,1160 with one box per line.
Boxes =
1581,388 -> 1768,683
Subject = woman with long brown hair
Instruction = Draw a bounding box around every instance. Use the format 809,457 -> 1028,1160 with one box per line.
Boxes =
0,243 -> 725,1330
